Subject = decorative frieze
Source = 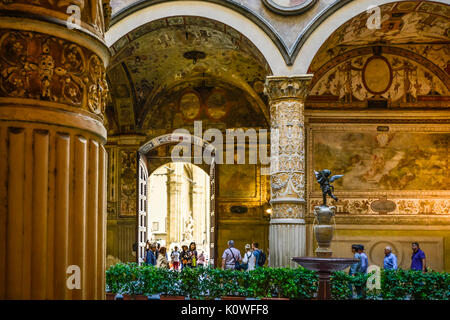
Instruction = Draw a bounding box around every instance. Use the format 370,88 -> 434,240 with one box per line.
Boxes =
309,198 -> 450,216
0,30 -> 108,116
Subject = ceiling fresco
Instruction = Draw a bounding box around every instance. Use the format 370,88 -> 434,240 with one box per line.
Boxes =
307,1 -> 450,109
106,15 -> 270,135
140,80 -> 268,138
309,1 -> 450,73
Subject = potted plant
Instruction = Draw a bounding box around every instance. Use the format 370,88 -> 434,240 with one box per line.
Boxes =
279,268 -> 317,300
180,266 -> 207,299
158,268 -> 185,300
248,267 -> 271,299
219,269 -> 247,300
106,263 -> 134,300
261,268 -> 289,300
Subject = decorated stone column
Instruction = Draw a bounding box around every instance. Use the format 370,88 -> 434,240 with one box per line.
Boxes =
0,1 -> 111,299
265,75 -> 312,268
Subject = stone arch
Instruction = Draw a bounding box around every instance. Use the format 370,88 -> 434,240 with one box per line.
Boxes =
105,0 -> 287,74
291,0 -> 450,74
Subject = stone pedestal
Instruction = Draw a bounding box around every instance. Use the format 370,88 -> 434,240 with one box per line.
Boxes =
265,75 -> 312,267
0,1 -> 110,299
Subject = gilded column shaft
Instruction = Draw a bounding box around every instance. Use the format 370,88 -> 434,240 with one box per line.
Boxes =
265,75 -> 312,267
0,1 -> 110,300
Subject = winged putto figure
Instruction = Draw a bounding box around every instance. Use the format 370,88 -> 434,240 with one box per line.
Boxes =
314,169 -> 343,206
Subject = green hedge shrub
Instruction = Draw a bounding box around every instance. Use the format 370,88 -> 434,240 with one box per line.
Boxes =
105,264 -> 450,300
381,269 -> 450,300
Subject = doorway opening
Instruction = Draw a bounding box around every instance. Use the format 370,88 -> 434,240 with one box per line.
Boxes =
137,133 -> 217,266
146,162 -> 210,265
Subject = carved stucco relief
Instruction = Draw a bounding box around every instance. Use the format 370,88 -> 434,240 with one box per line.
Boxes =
0,30 -> 108,116
265,76 -> 311,219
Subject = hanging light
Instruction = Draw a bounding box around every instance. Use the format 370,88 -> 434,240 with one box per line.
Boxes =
183,50 -> 206,65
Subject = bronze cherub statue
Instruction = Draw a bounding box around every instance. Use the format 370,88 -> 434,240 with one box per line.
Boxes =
314,169 -> 343,206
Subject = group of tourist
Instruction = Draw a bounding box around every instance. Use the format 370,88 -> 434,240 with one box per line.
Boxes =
144,241 -> 206,270
221,240 -> 266,271
348,241 -> 427,298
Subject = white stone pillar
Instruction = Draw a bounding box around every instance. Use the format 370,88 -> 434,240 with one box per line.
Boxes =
265,75 -> 312,268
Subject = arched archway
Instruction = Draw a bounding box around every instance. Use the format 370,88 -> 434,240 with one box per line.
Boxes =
137,133 -> 218,266
292,0 -> 450,74
105,0 -> 285,74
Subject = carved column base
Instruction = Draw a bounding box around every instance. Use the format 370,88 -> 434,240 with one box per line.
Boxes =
269,218 -> 306,268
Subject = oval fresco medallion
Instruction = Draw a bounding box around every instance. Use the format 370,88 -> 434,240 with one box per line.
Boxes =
179,90 -> 201,120
362,56 -> 393,94
370,199 -> 397,213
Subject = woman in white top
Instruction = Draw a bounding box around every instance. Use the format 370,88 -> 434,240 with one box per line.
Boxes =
157,247 -> 169,269
242,244 -> 256,271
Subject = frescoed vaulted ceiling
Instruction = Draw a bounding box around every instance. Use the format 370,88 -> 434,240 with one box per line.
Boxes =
307,1 -> 450,109
106,16 -> 271,135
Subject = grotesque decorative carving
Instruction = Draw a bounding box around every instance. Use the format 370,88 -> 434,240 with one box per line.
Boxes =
120,149 -> 137,216
265,76 -> 312,219
0,30 -> 108,117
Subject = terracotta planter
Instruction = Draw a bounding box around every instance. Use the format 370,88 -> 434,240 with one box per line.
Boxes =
106,293 -> 116,300
261,297 -> 289,300
221,296 -> 246,300
160,295 -> 186,300
134,295 -> 149,300
122,294 -> 133,300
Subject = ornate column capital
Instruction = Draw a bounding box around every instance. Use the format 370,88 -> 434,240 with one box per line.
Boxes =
264,75 -> 313,101
0,0 -> 111,39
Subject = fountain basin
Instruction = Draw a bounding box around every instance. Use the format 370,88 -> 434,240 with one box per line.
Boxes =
292,257 -> 358,300
292,257 -> 358,272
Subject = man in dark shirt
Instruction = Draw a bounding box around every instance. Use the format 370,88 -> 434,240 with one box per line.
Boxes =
145,243 -> 157,266
411,242 -> 426,272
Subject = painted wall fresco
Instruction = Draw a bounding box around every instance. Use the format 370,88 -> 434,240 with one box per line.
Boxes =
309,1 -> 450,73
218,164 -> 257,198
308,51 -> 449,108
312,131 -> 450,191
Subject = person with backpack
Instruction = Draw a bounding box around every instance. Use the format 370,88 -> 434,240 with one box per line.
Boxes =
221,240 -> 242,270
252,242 -> 266,268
